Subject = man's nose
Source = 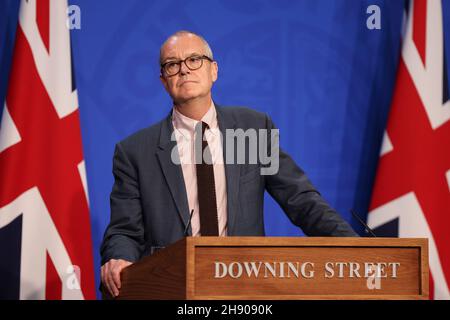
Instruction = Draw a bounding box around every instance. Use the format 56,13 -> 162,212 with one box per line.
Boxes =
179,61 -> 190,75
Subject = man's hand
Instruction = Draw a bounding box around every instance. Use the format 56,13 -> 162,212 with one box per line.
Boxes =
101,259 -> 133,297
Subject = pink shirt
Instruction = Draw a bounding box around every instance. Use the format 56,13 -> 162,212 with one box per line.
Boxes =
172,103 -> 228,236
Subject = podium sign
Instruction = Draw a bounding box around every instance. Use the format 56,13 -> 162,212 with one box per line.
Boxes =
117,237 -> 428,300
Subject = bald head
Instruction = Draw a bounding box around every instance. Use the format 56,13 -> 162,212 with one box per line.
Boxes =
159,31 -> 213,65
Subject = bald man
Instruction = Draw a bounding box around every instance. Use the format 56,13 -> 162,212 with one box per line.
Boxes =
100,31 -> 357,297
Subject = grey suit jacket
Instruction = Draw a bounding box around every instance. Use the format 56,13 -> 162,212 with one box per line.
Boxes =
100,105 -> 357,264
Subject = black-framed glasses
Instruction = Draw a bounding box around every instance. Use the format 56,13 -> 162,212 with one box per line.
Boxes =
160,55 -> 213,76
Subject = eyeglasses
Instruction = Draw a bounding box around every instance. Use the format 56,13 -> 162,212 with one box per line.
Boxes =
161,55 -> 213,76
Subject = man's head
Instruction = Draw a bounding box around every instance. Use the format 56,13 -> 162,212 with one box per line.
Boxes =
159,31 -> 218,105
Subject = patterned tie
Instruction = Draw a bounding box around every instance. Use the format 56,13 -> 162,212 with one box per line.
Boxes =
196,121 -> 219,236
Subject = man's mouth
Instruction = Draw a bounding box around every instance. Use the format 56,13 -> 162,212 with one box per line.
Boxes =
178,80 -> 197,87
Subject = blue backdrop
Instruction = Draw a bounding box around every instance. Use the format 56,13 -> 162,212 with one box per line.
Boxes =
4,0 -> 447,299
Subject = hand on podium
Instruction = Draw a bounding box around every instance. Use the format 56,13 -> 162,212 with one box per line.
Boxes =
101,259 -> 133,297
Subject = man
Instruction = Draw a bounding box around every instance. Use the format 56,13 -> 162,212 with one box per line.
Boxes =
100,31 -> 358,297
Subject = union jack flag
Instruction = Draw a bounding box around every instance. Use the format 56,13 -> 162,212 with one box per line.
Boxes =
368,0 -> 450,300
0,0 -> 95,299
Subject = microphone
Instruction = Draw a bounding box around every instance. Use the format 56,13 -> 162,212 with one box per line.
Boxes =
350,209 -> 377,237
184,209 -> 194,237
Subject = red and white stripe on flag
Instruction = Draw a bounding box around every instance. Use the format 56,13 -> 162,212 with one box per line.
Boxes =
0,0 -> 95,299
368,0 -> 450,300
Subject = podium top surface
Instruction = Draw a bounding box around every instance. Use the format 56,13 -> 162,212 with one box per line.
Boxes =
182,236 -> 427,248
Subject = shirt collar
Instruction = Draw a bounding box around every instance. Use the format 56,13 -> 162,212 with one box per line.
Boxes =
172,101 -> 218,139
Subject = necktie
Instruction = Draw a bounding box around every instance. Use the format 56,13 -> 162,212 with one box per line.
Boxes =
196,122 -> 219,236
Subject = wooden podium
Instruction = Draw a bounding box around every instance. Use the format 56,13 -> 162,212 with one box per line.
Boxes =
114,237 -> 428,300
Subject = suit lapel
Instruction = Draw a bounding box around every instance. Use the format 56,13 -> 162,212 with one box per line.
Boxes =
156,113 -> 191,234
216,105 -> 240,236
156,105 -> 241,236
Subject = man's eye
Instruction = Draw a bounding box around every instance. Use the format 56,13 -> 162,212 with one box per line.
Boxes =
166,62 -> 178,69
188,56 -> 201,62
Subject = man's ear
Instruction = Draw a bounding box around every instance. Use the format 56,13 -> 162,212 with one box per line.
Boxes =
160,74 -> 169,91
211,61 -> 218,83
